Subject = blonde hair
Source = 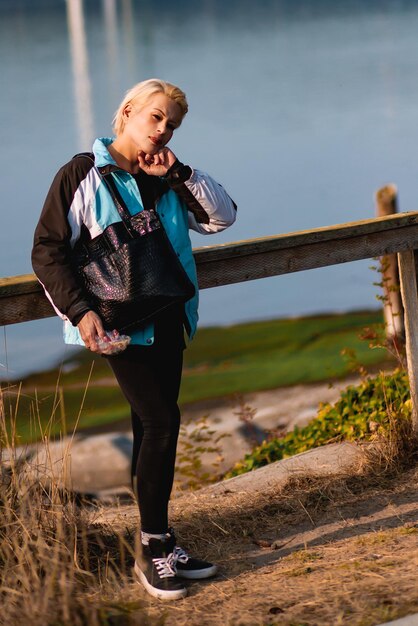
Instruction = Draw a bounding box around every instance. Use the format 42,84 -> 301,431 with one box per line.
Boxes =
112,78 -> 188,135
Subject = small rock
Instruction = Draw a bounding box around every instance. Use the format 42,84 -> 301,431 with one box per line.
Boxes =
268,606 -> 284,615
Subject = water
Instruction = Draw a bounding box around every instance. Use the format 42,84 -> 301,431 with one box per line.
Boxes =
2,0 -> 418,379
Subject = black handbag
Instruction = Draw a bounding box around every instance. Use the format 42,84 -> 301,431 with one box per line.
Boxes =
71,157 -> 195,331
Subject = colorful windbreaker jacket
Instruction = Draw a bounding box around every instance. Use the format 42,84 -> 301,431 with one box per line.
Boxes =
32,137 -> 237,346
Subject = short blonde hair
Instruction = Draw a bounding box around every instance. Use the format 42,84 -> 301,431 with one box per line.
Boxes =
113,78 -> 188,136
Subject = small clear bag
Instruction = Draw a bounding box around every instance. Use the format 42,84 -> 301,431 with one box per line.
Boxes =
94,330 -> 131,355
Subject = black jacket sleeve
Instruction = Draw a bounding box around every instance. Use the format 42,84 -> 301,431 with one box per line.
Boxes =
31,158 -> 93,325
164,160 -> 210,224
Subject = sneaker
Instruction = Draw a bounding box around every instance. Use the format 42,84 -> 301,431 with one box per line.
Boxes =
134,535 -> 187,600
169,529 -> 218,580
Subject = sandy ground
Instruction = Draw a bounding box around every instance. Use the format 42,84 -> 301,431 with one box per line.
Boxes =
91,457 -> 418,626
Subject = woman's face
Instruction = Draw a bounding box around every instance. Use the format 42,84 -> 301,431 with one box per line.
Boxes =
122,93 -> 183,154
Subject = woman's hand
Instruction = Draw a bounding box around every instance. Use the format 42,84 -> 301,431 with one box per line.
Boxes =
77,311 -> 108,352
138,148 -> 177,177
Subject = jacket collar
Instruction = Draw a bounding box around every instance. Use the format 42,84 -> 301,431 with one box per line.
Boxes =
92,137 -> 121,175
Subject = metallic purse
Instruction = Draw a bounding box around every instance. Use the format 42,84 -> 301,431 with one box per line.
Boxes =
71,156 -> 195,331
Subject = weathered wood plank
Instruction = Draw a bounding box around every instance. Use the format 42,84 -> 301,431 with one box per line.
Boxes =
374,184 -> 404,342
3,212 -> 418,326
398,250 -> 418,432
0,274 -> 43,297
196,221 -> 418,289
0,293 -> 55,325
193,211 -> 418,261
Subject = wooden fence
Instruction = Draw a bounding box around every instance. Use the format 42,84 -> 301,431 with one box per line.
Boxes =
2,211 -> 418,430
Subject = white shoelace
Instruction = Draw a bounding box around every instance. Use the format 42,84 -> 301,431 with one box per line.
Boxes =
173,546 -> 189,565
153,552 -> 177,579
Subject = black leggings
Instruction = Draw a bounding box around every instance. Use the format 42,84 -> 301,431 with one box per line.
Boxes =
105,336 -> 184,533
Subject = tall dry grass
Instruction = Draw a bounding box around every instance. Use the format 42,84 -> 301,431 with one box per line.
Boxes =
0,381 -> 139,626
0,367 -> 229,625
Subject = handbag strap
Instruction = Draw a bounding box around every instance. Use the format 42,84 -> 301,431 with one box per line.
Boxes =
73,152 -> 153,237
101,174 -> 137,227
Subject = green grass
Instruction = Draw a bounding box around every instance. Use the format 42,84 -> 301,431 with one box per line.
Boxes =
3,385 -> 128,442
4,309 -> 393,443
180,309 -> 389,402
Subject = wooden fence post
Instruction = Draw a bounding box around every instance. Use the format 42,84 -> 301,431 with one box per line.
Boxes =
397,249 -> 418,433
375,184 -> 404,343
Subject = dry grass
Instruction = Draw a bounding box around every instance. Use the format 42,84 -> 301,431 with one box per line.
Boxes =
0,382 -> 139,626
1,380 -> 418,626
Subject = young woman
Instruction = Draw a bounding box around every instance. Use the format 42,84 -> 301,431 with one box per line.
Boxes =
31,78 -> 237,600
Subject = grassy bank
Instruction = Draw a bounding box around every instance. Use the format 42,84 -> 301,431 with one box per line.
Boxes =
3,309 -> 392,443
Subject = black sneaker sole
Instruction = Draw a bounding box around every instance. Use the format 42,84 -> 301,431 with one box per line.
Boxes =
134,562 -> 187,600
176,564 -> 218,580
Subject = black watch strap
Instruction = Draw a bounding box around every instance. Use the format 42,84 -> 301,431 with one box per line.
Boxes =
164,160 -> 192,185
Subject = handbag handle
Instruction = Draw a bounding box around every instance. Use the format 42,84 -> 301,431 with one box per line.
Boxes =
72,152 -> 148,238
101,174 -> 138,236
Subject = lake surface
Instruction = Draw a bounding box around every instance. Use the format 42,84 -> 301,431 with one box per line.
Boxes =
2,0 -> 418,379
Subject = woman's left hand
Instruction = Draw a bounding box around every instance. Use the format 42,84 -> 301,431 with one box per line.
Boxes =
138,148 -> 177,177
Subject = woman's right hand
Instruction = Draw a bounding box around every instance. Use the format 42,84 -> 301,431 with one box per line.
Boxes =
77,311 -> 107,352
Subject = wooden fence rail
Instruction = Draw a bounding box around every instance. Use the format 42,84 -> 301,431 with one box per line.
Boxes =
3,211 -> 418,326
2,211 -> 418,430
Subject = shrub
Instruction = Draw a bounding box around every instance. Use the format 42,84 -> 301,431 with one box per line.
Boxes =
175,415 -> 229,489
226,368 -> 413,478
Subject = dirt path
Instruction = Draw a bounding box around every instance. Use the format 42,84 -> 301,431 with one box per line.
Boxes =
96,464 -> 418,626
